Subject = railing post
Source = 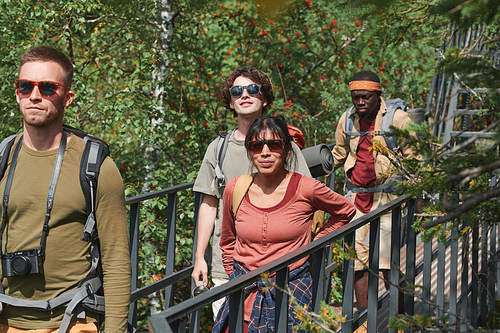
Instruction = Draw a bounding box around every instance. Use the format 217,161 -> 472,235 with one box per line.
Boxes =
422,223 -> 432,316
128,202 -> 140,331
342,231 -> 355,333
275,266 -> 290,332
437,222 -> 446,319
190,192 -> 203,333
497,222 -> 500,302
312,247 -> 326,312
389,205 -> 402,333
489,223 -> 496,313
367,217 -> 380,333
228,289 -> 245,333
449,222 -> 458,327
471,220 -> 479,327
480,222 -> 488,326
404,199 -> 416,317
165,193 -> 178,308
325,244 -> 333,305
461,224 -> 469,332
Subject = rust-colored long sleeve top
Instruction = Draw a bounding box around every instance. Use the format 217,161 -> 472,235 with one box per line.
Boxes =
220,173 -> 356,276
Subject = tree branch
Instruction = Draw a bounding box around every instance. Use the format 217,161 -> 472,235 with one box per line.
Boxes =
276,60 -> 288,103
447,159 -> 500,186
422,185 -> 500,229
448,0 -> 475,15
86,13 -> 162,30
446,117 -> 500,154
459,27 -> 484,57
297,26 -> 366,86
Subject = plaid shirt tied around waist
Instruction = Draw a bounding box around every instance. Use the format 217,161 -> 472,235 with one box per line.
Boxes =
212,260 -> 312,333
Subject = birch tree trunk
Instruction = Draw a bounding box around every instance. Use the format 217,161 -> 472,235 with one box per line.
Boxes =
143,0 -> 174,192
144,0 -> 174,317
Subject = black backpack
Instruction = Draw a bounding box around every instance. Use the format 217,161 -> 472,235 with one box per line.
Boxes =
0,125 -> 109,333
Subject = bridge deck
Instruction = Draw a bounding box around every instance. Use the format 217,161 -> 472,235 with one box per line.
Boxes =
336,227 -> 490,332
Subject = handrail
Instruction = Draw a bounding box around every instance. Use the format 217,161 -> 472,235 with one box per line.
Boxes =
125,178 -> 498,333
126,181 -> 198,331
147,195 -> 410,331
130,266 -> 194,303
125,181 -> 195,205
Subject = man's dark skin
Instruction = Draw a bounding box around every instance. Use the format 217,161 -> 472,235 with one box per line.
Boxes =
350,90 -> 381,123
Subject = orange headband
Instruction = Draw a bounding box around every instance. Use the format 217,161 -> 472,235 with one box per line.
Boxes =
349,80 -> 381,91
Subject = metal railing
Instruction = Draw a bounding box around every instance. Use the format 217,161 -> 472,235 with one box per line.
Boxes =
143,195 -> 415,332
125,181 -> 499,332
126,182 -> 201,331
426,25 -> 500,142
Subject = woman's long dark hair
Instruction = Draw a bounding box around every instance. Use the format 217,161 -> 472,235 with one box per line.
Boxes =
245,116 -> 297,170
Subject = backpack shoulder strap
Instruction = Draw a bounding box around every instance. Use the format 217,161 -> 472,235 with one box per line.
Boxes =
66,125 -> 110,319
214,130 -> 233,197
344,106 -> 356,153
381,98 -> 407,153
232,173 -> 255,217
0,134 -> 19,181
63,125 -> 110,242
79,139 -> 110,242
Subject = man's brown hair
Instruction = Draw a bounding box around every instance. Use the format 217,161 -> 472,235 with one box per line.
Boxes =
19,46 -> 74,86
220,67 -> 275,115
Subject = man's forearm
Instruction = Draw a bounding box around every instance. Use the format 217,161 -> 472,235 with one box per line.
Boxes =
195,195 -> 218,259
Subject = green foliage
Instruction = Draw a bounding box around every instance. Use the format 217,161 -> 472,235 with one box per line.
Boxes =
485,300 -> 500,329
388,313 -> 449,331
293,300 -> 343,333
4,0 -> 498,331
0,0 -> 438,196
329,269 -> 343,304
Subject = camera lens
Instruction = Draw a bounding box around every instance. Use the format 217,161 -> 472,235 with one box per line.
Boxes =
12,256 -> 30,275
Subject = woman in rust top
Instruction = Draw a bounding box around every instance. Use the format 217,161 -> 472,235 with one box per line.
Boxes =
212,116 -> 356,333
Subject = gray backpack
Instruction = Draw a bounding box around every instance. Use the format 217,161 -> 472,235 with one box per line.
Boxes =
344,98 -> 407,195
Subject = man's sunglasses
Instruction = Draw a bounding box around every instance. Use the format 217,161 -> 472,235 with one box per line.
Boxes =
229,84 -> 261,98
247,139 -> 284,153
14,80 -> 69,97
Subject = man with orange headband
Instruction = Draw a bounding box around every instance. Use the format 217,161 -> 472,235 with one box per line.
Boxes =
332,70 -> 413,315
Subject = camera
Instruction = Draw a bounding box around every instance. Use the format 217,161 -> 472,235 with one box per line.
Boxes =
2,249 -> 43,277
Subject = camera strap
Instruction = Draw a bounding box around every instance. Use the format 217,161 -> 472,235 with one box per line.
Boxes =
0,132 -> 67,263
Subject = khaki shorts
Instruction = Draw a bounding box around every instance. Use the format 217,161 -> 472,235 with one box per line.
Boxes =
211,276 -> 229,320
354,209 -> 393,271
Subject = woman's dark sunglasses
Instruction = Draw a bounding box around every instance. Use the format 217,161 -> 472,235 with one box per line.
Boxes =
14,79 -> 69,97
247,139 -> 284,153
229,84 -> 261,98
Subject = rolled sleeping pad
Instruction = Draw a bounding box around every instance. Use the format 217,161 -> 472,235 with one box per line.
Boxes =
301,143 -> 334,178
407,108 -> 425,125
